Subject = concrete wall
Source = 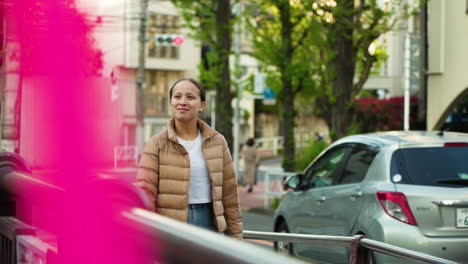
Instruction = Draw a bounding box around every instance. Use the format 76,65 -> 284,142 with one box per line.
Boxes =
427,0 -> 468,129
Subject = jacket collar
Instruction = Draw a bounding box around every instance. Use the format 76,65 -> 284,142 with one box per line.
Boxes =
167,118 -> 218,143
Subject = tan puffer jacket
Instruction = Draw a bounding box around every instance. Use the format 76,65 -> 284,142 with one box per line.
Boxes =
136,119 -> 243,239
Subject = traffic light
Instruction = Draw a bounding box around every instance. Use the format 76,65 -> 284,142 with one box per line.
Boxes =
154,34 -> 184,46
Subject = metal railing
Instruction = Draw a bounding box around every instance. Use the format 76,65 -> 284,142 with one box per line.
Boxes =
121,208 -> 308,264
260,168 -> 295,208
243,231 -> 458,264
0,153 -> 459,264
255,136 -> 283,157
253,134 -> 320,158
0,158 -> 308,264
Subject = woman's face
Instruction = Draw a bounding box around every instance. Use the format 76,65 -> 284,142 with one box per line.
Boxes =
170,81 -> 206,122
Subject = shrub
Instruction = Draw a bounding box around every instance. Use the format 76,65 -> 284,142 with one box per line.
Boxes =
353,96 -> 419,132
295,140 -> 328,172
270,197 -> 281,210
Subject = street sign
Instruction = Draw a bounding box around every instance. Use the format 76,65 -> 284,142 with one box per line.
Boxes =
263,99 -> 276,105
263,87 -> 276,105
254,73 -> 265,94
263,87 -> 276,99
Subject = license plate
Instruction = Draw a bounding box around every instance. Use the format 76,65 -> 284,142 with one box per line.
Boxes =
456,208 -> 468,228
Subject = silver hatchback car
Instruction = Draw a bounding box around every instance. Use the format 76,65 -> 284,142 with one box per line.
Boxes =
273,131 -> 468,264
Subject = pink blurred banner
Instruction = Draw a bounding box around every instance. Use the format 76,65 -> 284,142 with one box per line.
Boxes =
3,0 -> 158,263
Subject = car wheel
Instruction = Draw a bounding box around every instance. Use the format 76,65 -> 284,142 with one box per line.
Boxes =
274,221 -> 294,256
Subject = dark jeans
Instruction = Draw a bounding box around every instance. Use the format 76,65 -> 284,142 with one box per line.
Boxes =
187,203 -> 217,232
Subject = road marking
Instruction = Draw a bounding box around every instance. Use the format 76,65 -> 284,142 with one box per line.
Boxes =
247,239 -> 274,246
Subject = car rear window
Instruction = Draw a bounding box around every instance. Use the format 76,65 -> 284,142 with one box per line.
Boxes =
390,146 -> 468,187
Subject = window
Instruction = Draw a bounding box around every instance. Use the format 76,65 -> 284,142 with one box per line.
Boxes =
144,70 -> 183,116
147,13 -> 180,59
337,146 -> 377,185
302,146 -> 350,189
390,146 -> 468,187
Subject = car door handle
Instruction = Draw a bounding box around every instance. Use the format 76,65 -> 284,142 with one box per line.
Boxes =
351,191 -> 362,198
315,196 -> 326,203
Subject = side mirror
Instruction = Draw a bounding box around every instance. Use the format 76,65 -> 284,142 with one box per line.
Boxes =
284,174 -> 303,190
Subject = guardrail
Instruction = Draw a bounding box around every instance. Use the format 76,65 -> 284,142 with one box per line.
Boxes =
254,136 -> 283,157
260,168 -> 295,208
0,154 -> 306,264
0,152 -> 459,264
243,231 -> 458,264
253,134 -> 320,158
120,208 -> 307,264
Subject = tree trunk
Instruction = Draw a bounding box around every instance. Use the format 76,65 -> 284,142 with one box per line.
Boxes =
214,0 -> 233,152
278,0 -> 296,172
281,77 -> 296,172
330,0 -> 356,140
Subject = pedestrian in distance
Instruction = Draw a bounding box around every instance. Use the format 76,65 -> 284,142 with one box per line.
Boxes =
315,132 -> 323,142
135,78 -> 243,239
241,138 -> 259,193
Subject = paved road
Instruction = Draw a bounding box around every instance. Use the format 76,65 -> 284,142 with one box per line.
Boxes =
242,209 -> 276,250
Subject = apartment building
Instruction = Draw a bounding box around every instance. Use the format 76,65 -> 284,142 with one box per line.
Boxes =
92,0 -> 200,151
0,0 -> 200,167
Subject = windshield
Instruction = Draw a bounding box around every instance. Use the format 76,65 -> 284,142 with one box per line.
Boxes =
390,146 -> 468,187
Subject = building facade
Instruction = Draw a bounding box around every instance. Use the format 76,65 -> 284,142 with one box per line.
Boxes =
0,0 -> 200,167
426,0 -> 468,130
93,0 -> 200,152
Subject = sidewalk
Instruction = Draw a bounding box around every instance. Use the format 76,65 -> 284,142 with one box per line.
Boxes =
238,182 -> 277,215
238,157 -> 284,216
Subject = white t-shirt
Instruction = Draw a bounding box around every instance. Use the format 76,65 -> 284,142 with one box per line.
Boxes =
177,131 -> 212,204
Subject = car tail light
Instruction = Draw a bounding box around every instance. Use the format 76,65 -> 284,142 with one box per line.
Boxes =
376,191 -> 417,226
444,142 -> 468,147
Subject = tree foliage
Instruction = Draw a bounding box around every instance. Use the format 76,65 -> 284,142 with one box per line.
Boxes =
320,0 -> 419,140
245,0 -> 330,171
171,0 -> 235,151
247,0 -> 420,157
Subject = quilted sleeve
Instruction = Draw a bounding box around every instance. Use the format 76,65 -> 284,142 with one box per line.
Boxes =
135,136 -> 160,212
221,137 -> 243,239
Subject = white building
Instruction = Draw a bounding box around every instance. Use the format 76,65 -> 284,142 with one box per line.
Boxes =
363,0 -> 420,99
87,0 -> 201,150
426,0 -> 468,130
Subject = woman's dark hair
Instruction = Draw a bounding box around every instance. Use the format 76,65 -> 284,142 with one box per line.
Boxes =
169,78 -> 206,102
246,138 -> 255,147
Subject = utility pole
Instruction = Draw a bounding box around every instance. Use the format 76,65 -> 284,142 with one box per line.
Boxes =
137,0 -> 148,151
233,2 -> 242,179
404,32 -> 410,131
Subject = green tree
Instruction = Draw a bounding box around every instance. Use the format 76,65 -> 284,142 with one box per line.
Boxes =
172,0 -> 235,151
312,0 -> 418,139
246,0 -> 324,172
247,1 -> 419,167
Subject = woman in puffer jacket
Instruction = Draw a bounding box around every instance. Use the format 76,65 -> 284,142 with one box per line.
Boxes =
135,78 -> 243,239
